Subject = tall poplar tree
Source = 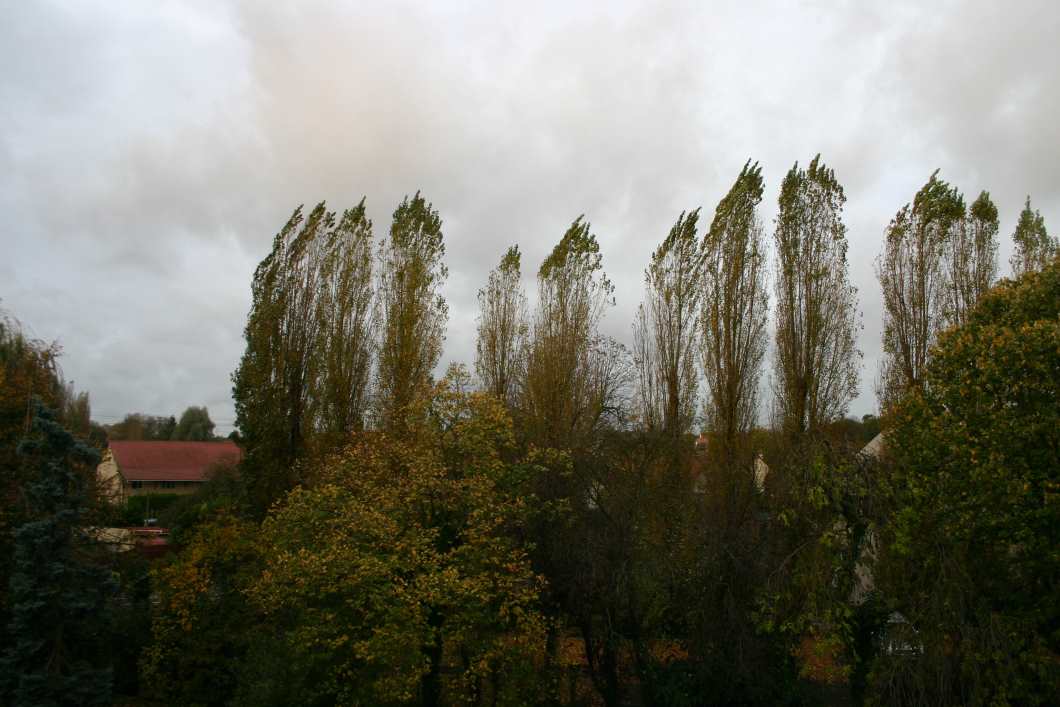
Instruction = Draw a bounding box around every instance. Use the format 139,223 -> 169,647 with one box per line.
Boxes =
633,209 -> 703,437
375,192 -> 448,433
475,246 -> 528,408
1009,196 -> 1056,278
312,200 -> 375,441
772,156 -> 861,435
945,190 -> 999,329
700,162 -> 769,452
234,203 -> 328,509
520,217 -> 624,450
233,200 -> 376,511
876,172 -> 964,410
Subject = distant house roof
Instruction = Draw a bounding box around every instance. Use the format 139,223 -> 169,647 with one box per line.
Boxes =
108,440 -> 242,482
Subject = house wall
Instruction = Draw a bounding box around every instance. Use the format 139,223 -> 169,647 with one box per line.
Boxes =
96,450 -> 125,505
123,480 -> 203,497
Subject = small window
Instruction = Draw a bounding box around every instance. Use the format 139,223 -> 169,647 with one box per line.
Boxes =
161,481 -> 176,489
130,481 -> 142,489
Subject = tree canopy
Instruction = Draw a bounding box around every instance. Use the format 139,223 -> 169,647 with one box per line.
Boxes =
1009,196 -> 1057,278
376,192 -> 448,433
773,155 -> 861,436
700,161 -> 769,455
1,403 -> 114,707
172,406 -> 216,441
873,255 -> 1060,703
635,208 -> 703,437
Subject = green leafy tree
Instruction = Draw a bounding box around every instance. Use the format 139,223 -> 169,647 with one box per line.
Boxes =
143,514 -> 261,705
475,246 -> 528,409
945,190 -> 998,329
520,217 -> 626,451
172,405 -> 216,441
233,203 -> 329,510
876,171 -> 965,410
1009,195 -> 1057,278
773,155 -> 861,436
871,256 -> 1060,704
233,200 -> 376,512
376,192 -> 448,433
1,403 -> 115,707
754,441 -> 882,702
106,413 -> 176,441
311,199 -> 375,444
700,161 -> 769,455
559,431 -> 704,706
242,371 -> 551,707
634,209 -> 703,437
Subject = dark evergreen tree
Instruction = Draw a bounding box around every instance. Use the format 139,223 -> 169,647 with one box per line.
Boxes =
1,402 -> 115,706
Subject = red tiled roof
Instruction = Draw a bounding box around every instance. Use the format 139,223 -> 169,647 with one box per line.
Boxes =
108,441 -> 242,482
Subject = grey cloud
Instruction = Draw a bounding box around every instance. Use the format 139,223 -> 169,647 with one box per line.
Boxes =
3,0 -> 1058,433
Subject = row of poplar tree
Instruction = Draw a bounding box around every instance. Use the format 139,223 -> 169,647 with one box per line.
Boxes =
233,155 -> 1056,512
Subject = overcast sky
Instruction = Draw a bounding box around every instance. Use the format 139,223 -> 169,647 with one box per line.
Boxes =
3,1 -> 1058,435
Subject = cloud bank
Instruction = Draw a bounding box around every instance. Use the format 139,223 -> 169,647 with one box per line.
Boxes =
3,0 -> 1057,433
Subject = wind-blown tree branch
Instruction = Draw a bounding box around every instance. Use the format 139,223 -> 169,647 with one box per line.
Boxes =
1009,195 -> 1057,278
310,200 -> 375,443
233,200 -> 376,512
633,209 -> 703,437
700,162 -> 769,454
376,192 -> 448,433
520,217 -> 625,451
773,155 -> 861,436
233,203 -> 327,510
876,172 -> 964,410
475,246 -> 528,408
944,190 -> 999,330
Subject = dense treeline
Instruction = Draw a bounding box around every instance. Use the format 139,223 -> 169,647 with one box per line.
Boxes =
0,310 -> 155,705
104,406 -> 219,441
1,163 -> 1057,706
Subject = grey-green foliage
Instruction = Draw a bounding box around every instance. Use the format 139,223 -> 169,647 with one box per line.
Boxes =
375,192 -> 448,432
701,161 -> 770,447
475,246 -> 528,408
634,209 -> 703,437
876,171 -> 964,410
1009,195 -> 1056,278
773,156 -> 861,435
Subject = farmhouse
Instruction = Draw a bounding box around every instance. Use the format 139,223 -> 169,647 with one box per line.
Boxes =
97,440 -> 241,503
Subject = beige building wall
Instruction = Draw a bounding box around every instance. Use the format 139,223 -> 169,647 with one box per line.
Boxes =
96,450 -> 125,505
